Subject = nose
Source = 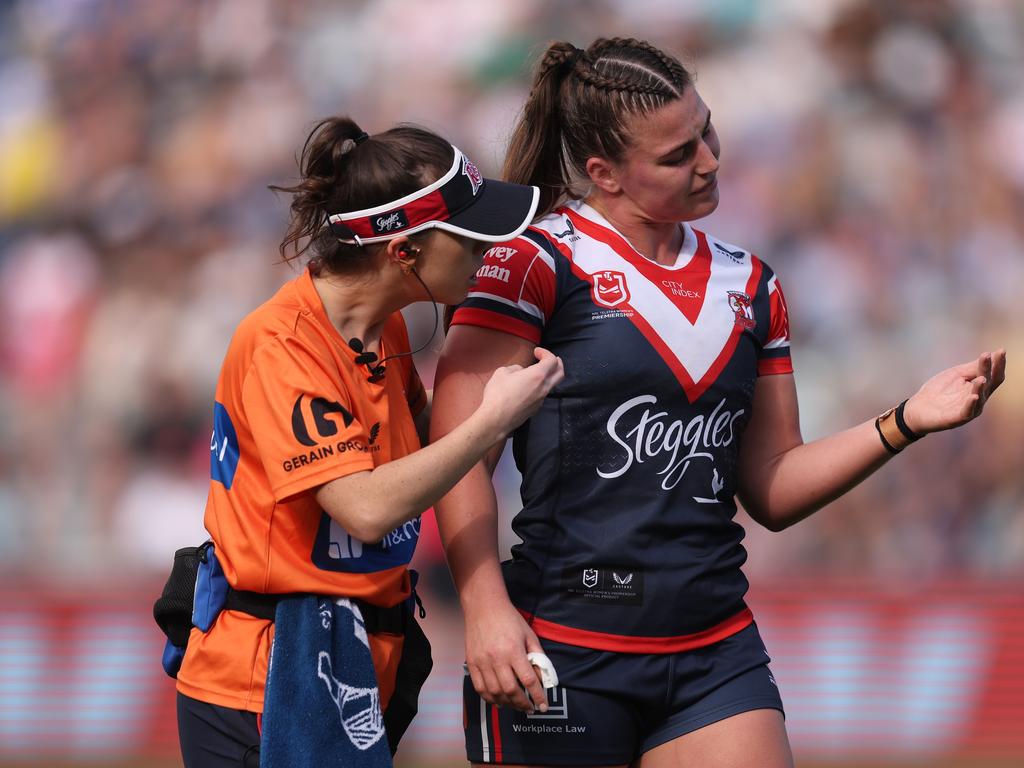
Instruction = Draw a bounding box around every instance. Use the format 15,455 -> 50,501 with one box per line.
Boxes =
695,138 -> 719,176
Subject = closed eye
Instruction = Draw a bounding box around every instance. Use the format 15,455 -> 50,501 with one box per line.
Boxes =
659,112 -> 713,166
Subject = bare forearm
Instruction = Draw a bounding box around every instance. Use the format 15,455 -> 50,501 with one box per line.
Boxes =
434,461 -> 510,609
741,418 -> 892,531
317,411 -> 501,542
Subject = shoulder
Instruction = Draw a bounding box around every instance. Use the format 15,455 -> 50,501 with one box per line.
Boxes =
693,226 -> 782,282
229,283 -> 339,382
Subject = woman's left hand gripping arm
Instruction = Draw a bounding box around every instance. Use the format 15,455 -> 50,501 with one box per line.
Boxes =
737,349 -> 1006,532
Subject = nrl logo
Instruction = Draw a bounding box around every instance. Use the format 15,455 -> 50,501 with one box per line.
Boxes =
592,270 -> 630,308
582,569 -> 599,588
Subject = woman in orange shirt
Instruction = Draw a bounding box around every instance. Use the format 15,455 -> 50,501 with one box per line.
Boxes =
173,116 -> 563,767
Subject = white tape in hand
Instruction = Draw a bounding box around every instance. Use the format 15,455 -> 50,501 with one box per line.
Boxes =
526,651 -> 559,689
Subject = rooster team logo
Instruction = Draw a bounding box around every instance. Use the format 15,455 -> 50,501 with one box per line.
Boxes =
462,157 -> 483,195
592,270 -> 630,308
727,291 -> 755,330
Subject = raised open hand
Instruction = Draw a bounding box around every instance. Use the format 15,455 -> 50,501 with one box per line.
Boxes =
904,349 -> 1006,435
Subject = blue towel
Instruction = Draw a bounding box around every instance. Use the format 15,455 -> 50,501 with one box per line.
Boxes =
261,595 -> 392,768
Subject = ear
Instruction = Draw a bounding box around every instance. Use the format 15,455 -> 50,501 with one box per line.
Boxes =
384,236 -> 419,274
585,156 -> 621,194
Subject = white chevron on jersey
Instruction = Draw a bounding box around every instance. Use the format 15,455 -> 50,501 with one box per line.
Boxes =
536,210 -> 754,388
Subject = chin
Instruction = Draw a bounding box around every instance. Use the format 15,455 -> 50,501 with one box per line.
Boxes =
678,196 -> 720,222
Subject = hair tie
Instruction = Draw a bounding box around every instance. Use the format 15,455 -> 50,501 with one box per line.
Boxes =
354,131 -> 369,145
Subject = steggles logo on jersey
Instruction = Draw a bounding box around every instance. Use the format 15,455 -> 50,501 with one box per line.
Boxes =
597,395 -> 745,491
591,270 -> 630,308
727,291 -> 756,330
693,467 -> 726,504
462,157 -> 483,195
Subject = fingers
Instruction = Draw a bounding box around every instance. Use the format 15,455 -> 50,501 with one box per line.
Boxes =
472,662 -> 535,711
968,377 -> 985,418
988,349 -> 1006,396
532,347 -> 565,388
513,656 -> 547,713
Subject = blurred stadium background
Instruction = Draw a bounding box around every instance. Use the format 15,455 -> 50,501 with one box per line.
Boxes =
0,0 -> 1022,766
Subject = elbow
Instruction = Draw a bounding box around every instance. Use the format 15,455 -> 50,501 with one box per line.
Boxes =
326,505 -> 387,545
759,516 -> 791,534
741,499 -> 791,533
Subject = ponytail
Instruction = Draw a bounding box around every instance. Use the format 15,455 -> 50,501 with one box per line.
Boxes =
503,42 -> 580,217
270,118 -> 452,274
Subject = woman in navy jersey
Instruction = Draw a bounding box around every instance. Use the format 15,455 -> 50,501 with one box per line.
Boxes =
431,38 -> 1006,768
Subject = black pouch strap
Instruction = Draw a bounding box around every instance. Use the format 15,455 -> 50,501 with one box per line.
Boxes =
223,590 -> 406,634
224,590 -> 280,621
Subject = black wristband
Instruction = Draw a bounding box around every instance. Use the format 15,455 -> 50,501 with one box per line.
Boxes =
875,416 -> 900,454
894,399 -> 922,442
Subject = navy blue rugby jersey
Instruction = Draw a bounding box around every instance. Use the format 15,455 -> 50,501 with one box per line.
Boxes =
451,200 -> 792,653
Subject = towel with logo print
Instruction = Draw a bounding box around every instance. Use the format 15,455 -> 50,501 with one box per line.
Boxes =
261,595 -> 391,768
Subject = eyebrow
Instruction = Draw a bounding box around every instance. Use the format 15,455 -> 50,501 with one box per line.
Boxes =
657,109 -> 712,161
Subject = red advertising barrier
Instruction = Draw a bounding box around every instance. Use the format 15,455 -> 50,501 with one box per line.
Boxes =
0,580 -> 1020,764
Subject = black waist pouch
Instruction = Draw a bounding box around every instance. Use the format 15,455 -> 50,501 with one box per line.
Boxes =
153,543 -> 212,675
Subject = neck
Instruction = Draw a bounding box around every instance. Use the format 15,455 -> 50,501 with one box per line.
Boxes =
311,267 -> 408,351
585,195 -> 682,266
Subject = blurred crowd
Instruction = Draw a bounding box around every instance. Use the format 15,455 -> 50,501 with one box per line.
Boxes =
1,0 -> 1021,588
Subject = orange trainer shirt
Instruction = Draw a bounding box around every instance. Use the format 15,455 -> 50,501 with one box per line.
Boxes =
176,267 -> 428,713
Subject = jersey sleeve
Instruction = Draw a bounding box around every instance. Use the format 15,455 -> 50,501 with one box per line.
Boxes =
758,271 -> 793,376
242,335 -> 376,501
449,236 -> 557,344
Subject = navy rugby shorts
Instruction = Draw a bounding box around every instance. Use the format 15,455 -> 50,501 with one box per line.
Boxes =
464,622 -> 783,766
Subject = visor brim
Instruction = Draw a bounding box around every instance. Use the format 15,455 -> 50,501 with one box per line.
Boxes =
433,179 -> 540,243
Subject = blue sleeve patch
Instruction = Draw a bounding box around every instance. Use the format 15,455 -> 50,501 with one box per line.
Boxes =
210,401 -> 240,489
311,513 -> 420,573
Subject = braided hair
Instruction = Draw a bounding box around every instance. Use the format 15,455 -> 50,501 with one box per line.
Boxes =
503,38 -> 692,216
